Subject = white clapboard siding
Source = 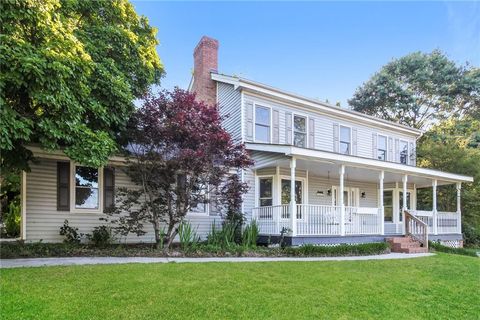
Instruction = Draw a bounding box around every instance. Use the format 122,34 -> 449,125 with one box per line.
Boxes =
25,159 -> 220,243
217,82 -> 242,142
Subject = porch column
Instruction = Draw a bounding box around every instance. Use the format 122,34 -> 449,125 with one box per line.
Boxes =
456,182 -> 462,234
379,171 -> 385,235
290,157 -> 297,236
339,165 -> 345,236
432,179 -> 438,235
402,174 -> 408,235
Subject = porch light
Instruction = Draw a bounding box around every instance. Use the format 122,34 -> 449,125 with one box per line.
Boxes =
361,191 -> 366,199
327,189 -> 332,196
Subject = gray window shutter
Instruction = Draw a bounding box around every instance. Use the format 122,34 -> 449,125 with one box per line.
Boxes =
103,167 -> 115,211
308,118 -> 315,149
245,101 -> 254,141
333,123 -> 339,152
372,133 -> 378,159
285,112 -> 292,145
57,162 -> 70,211
352,128 -> 358,155
388,137 -> 393,161
410,142 -> 416,166
272,109 -> 280,144
395,138 -> 400,162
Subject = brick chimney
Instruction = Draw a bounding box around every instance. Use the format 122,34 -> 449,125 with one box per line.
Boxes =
192,36 -> 219,106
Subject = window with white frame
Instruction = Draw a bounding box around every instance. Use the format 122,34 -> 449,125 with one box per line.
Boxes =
339,126 -> 351,155
378,135 -> 387,161
293,115 -> 307,147
258,177 -> 273,207
400,140 -> 408,164
74,166 -> 100,209
190,185 -> 208,214
255,105 -> 270,143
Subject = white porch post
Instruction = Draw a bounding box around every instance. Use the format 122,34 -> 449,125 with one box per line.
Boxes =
339,165 -> 345,236
290,157 -> 297,236
379,171 -> 385,235
432,179 -> 438,235
402,174 -> 408,235
456,182 -> 462,234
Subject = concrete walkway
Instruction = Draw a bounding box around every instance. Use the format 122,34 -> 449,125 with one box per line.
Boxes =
0,253 -> 434,269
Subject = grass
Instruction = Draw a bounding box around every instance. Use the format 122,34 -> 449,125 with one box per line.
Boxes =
1,254 -> 479,319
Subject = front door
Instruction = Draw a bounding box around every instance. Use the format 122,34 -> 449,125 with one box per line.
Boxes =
281,179 -> 303,218
333,187 -> 359,207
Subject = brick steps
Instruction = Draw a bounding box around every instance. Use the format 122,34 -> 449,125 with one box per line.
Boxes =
387,236 -> 428,254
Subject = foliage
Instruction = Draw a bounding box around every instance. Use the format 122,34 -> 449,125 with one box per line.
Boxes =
2,199 -> 21,238
429,241 -> 478,257
59,220 -> 83,244
283,242 -> 390,257
86,225 -> 113,247
0,0 -> 163,172
207,221 -> 237,248
105,89 -> 253,248
349,51 -> 479,129
178,221 -> 199,252
241,220 -> 259,248
220,174 -> 248,243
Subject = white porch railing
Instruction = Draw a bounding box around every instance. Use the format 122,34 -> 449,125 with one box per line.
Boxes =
411,210 -> 461,234
253,204 -> 381,236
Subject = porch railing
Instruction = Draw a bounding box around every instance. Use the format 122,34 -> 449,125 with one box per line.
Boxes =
405,210 -> 428,249
345,206 -> 381,235
296,205 -> 342,236
252,204 -> 290,235
411,210 -> 461,234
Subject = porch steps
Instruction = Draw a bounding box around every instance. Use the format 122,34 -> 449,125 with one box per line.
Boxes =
387,236 -> 428,254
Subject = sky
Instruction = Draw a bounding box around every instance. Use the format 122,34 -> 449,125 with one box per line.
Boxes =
132,1 -> 480,108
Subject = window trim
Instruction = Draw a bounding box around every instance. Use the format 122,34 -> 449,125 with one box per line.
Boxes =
256,175 -> 274,207
292,113 -> 308,148
399,139 -> 409,165
253,103 -> 272,143
187,185 -> 210,216
339,125 -> 352,155
331,186 -> 360,207
377,134 -> 388,161
70,163 -> 104,214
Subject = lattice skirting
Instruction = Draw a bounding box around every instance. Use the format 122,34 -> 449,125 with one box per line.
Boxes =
437,240 -> 464,248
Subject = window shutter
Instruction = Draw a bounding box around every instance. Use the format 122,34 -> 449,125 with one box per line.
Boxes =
333,123 -> 339,152
410,142 -> 416,166
308,118 -> 315,149
57,162 -> 70,211
245,101 -> 254,141
372,133 -> 378,159
103,167 -> 115,211
285,112 -> 292,145
352,128 -> 358,155
272,109 -> 280,144
395,138 -> 400,162
388,137 -> 393,161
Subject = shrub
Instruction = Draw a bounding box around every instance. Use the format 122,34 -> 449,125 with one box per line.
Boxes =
4,200 -> 20,237
283,242 -> 390,257
87,226 -> 113,247
207,221 -> 238,249
242,220 -> 259,248
429,241 -> 478,257
59,220 -> 82,244
178,221 -> 199,252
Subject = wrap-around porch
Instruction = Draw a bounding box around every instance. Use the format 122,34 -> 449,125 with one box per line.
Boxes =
249,150 -> 468,239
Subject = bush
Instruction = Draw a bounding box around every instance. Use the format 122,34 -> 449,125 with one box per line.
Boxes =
3,200 -> 20,237
463,224 -> 480,247
283,242 -> 390,257
178,221 -> 199,252
59,220 -> 83,244
429,241 -> 478,257
207,221 -> 238,249
242,220 -> 259,248
87,225 -> 113,247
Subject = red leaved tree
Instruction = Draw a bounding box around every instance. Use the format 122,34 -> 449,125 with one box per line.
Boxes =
107,88 -> 253,248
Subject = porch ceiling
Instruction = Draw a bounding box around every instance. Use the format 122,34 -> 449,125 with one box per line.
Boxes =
248,143 -> 473,188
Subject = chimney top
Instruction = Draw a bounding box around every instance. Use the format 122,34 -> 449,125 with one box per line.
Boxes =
192,36 -> 219,106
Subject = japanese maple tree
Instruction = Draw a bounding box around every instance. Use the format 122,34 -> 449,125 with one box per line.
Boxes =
107,89 -> 253,248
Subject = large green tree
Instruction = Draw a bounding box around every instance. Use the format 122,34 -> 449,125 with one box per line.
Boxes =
0,0 -> 163,172
348,51 -> 479,129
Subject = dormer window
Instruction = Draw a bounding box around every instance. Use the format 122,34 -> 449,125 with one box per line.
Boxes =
400,140 -> 409,164
340,126 -> 351,155
378,135 -> 387,161
293,115 -> 307,147
255,105 -> 271,143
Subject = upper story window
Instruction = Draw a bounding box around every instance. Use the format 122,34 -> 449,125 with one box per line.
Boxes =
340,126 -> 351,155
378,135 -> 387,161
255,105 -> 270,143
400,140 -> 409,164
293,115 -> 307,147
75,166 -> 99,209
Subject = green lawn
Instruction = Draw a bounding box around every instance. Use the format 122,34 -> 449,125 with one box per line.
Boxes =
1,254 -> 479,319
